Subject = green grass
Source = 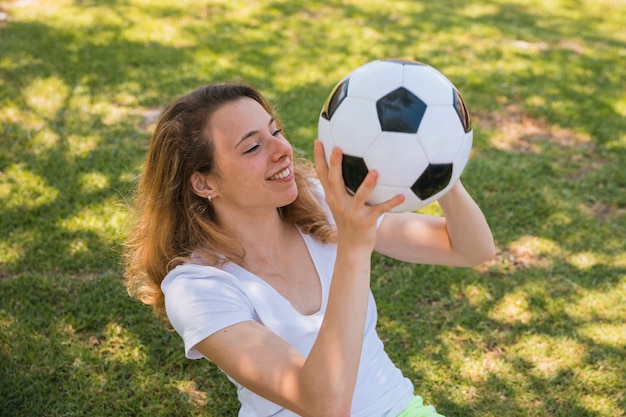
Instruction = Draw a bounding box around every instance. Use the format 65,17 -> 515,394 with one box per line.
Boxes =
1,0 -> 625,416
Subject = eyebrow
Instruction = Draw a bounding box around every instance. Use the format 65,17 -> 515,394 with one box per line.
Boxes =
235,117 -> 275,149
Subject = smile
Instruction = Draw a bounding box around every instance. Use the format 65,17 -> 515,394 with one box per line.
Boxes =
268,167 -> 292,180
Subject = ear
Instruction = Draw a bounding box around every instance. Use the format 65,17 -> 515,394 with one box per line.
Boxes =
190,172 -> 218,199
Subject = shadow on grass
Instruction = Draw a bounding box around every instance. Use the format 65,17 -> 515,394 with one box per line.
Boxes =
0,272 -> 239,416
0,9 -> 332,273
373,256 -> 626,416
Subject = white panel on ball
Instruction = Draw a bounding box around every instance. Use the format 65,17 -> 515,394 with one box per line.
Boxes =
402,64 -> 454,106
348,61 -> 404,100
329,96 -> 381,156
317,117 -> 335,165
452,131 -> 474,178
417,106 -> 466,163
364,132 -> 429,187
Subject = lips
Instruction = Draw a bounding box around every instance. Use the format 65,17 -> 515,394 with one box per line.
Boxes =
268,166 -> 292,180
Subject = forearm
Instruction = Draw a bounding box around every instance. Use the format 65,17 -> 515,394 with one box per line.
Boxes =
298,245 -> 372,416
437,181 -> 496,266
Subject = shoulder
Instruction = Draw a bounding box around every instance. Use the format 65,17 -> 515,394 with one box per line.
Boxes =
162,263 -> 237,291
161,263 -> 256,352
162,263 -> 253,308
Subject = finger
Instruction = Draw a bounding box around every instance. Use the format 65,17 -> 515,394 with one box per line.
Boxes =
367,195 -> 405,218
352,169 -> 378,205
313,140 -> 329,184
326,146 -> 345,189
374,193 -> 405,215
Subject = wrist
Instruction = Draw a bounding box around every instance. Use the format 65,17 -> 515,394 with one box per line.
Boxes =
437,180 -> 467,209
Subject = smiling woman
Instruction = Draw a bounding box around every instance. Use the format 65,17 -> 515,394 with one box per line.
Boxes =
124,83 -> 336,306
123,81 -> 494,417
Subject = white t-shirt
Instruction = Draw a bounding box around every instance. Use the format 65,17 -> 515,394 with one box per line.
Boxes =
161,186 -> 415,416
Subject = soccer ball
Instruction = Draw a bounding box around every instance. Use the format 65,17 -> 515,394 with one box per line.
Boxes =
317,59 -> 473,212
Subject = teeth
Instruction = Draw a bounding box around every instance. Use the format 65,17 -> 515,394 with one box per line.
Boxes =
269,167 -> 291,180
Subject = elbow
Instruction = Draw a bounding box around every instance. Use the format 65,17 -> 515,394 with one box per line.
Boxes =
479,243 -> 497,265
468,240 -> 497,267
455,239 -> 496,267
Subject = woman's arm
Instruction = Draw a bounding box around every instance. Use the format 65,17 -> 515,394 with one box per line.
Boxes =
375,180 -> 496,267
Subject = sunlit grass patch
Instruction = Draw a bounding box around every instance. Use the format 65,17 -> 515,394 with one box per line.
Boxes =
511,334 -> 585,378
578,323 -> 626,348
77,171 -> 109,193
491,290 -> 534,325
566,281 -> 626,322
0,163 -> 58,209
97,322 -> 148,365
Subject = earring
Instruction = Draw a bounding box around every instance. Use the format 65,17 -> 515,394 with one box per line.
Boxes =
207,194 -> 213,202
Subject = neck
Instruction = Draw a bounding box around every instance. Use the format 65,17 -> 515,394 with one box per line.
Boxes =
218,206 -> 295,265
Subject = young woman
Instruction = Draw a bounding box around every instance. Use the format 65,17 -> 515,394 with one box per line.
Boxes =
124,82 -> 495,417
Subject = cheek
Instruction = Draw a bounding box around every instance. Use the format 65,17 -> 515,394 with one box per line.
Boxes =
218,160 -> 257,190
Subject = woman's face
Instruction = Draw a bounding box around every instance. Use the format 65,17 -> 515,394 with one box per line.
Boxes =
202,97 -> 297,214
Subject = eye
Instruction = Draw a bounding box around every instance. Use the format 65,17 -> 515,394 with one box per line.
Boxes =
272,128 -> 282,137
243,144 -> 260,154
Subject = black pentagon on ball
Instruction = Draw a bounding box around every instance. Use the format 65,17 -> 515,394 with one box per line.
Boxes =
321,78 -> 350,121
376,87 -> 427,133
341,154 -> 369,195
411,163 -> 453,200
453,89 -> 472,133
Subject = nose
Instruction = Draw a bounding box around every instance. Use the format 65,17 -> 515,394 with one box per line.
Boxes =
268,134 -> 291,161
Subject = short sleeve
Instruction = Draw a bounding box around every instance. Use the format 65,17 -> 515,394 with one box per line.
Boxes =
161,264 -> 256,359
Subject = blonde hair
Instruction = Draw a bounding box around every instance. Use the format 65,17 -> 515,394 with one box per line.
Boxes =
123,83 -> 335,320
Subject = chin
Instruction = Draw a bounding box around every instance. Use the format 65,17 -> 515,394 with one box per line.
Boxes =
279,188 -> 299,208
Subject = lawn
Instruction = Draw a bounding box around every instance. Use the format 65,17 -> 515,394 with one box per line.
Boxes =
1,0 -> 625,416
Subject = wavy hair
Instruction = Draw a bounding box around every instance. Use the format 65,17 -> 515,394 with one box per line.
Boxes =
123,83 -> 336,320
